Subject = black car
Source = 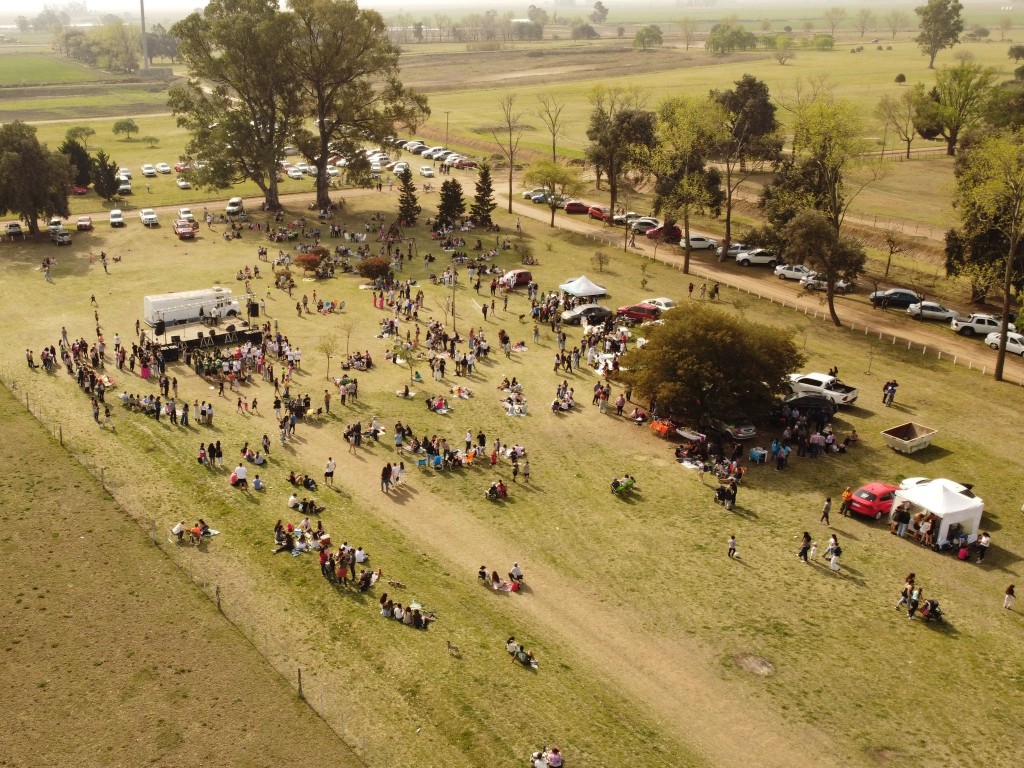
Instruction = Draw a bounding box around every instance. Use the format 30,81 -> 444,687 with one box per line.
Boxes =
561,304 -> 613,326
769,391 -> 838,424
869,288 -> 921,309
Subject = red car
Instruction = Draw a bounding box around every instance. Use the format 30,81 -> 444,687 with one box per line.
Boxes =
452,158 -> 477,170
616,303 -> 662,323
70,185 -> 88,195
646,224 -> 682,241
172,219 -> 196,239
588,205 -> 611,221
563,200 -> 590,214
174,162 -> 191,172
847,482 -> 899,520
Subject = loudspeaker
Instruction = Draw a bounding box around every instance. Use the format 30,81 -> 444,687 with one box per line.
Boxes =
155,320 -> 166,337
248,301 -> 259,317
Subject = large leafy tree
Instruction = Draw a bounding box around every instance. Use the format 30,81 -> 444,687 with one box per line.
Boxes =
585,86 -> 655,215
523,160 -> 586,227
112,118 -> 138,140
396,167 -> 421,225
59,138 -> 91,187
91,150 -> 120,201
618,304 -> 805,426
710,74 -> 782,257
170,0 -> 299,209
754,97 -> 878,325
470,163 -> 497,225
288,0 -> 428,210
0,122 -> 73,235
436,178 -> 466,227
65,125 -> 95,149
953,130 -> 1024,380
784,209 -> 868,322
912,62 -> 998,156
652,95 -> 726,273
915,0 -> 964,69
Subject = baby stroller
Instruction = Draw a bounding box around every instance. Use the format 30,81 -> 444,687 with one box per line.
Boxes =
919,599 -> 944,623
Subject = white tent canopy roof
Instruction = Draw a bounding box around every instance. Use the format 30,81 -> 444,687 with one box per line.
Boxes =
893,478 -> 984,545
559,275 -> 607,297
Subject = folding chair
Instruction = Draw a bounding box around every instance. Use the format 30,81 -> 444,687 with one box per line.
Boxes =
432,454 -> 443,470
417,457 -> 429,470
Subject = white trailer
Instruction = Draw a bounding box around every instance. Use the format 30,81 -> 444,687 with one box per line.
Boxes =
143,286 -> 242,327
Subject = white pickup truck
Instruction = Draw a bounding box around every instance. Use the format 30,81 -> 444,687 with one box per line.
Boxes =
950,313 -> 1015,337
787,372 -> 859,406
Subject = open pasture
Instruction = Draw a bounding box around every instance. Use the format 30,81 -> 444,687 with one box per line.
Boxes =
1,186 -> 1023,767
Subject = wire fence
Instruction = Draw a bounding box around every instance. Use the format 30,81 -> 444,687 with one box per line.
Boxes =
0,366 -> 399,768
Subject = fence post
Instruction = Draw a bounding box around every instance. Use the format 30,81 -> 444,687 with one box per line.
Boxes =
215,584 -> 221,611
59,425 -> 63,446
297,668 -> 304,700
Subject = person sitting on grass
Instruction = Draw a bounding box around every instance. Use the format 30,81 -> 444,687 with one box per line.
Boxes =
506,636 -> 518,655
288,493 -> 301,509
172,520 -> 187,541
479,565 -> 489,584
252,474 -> 264,491
487,482 -> 500,500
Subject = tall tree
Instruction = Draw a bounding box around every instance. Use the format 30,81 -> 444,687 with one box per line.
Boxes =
784,209 -> 868,320
678,17 -> 697,50
170,0 -> 299,210
288,0 -> 428,210
876,90 -> 919,158
591,2 -> 609,24
912,62 -> 998,155
58,138 -> 91,187
65,125 -> 95,149
953,130 -> 1024,380
15,16 -> 30,33
585,86 -> 655,215
0,122 -> 73,235
470,163 -> 497,226
885,9 -> 909,39
618,304 -> 805,426
536,95 -> 566,161
915,0 -> 964,69
436,178 -> 466,226
111,118 -> 138,140
489,95 -> 527,215
823,7 -> 846,37
396,166 -> 420,225
855,9 -> 875,38
711,74 -> 783,258
756,97 -> 879,325
652,95 -> 726,273
91,150 -> 120,201
523,160 -> 586,227
633,25 -> 664,50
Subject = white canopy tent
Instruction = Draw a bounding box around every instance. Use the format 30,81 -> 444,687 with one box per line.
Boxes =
559,275 -> 607,298
891,479 -> 984,545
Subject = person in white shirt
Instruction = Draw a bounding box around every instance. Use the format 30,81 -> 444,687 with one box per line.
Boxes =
234,463 -> 248,488
324,456 -> 336,486
355,547 -> 369,564
288,493 -> 300,509
508,562 -> 524,582
171,521 -> 186,540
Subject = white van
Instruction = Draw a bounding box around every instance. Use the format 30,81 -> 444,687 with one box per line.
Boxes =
226,197 -> 244,216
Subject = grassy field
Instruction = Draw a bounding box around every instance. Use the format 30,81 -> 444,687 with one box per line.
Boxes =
2,185 -> 1023,767
0,52 -> 105,85
0,384 -> 363,766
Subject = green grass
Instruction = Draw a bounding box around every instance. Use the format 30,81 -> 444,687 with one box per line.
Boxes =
2,191 -> 1024,768
0,53 -> 106,85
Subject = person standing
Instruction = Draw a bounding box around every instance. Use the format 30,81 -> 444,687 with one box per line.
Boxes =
977,531 -> 991,563
797,531 -> 811,563
325,456 -> 336,486
728,534 -> 737,559
380,463 -> 392,494
511,459 -> 520,483
839,486 -> 853,516
521,459 -> 530,483
1005,584 -> 1016,610
907,584 -> 922,619
324,389 -> 331,414
896,574 -> 916,610
465,430 -> 473,454
820,497 -> 832,526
